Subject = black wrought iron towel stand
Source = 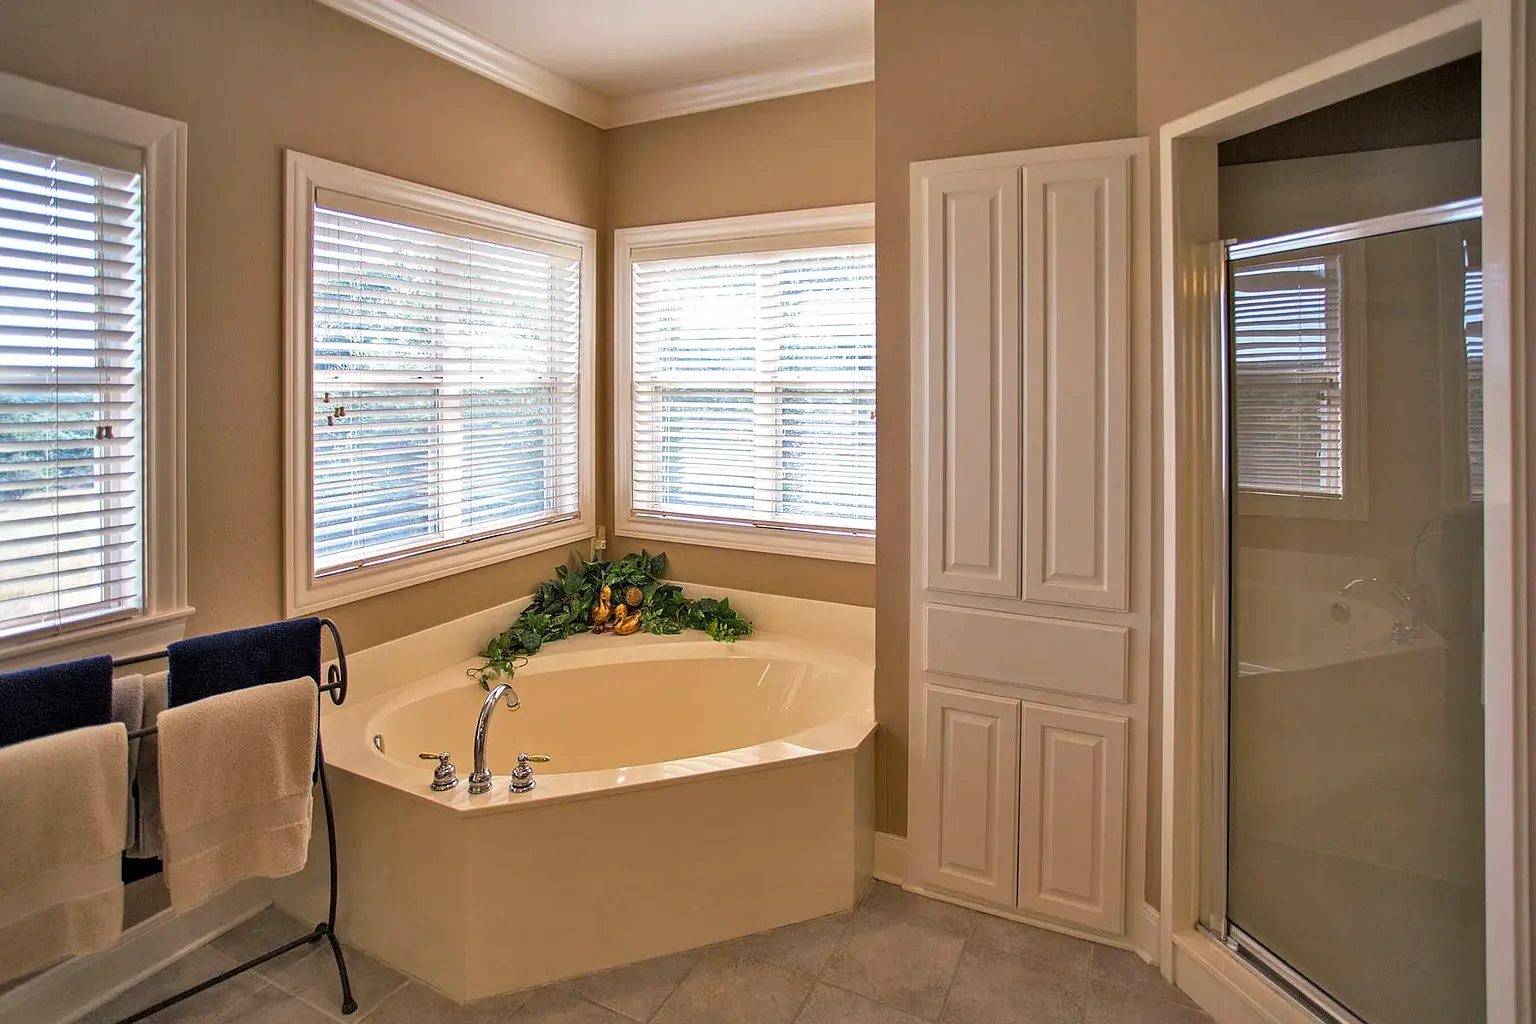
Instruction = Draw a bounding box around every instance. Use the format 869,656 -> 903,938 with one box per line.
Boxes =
108,617 -> 356,1022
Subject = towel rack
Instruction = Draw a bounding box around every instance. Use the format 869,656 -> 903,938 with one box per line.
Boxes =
109,617 -> 357,1022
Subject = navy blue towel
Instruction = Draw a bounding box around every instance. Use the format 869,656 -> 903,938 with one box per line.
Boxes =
0,654 -> 114,748
167,618 -> 323,708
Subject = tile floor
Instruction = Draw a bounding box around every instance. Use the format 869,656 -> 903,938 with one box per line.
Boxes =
84,882 -> 1211,1024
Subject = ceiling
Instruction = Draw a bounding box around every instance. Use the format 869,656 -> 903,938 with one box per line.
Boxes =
318,0 -> 875,128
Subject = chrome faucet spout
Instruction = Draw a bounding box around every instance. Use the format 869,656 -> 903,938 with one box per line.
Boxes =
1337,577 -> 1421,642
469,682 -> 519,794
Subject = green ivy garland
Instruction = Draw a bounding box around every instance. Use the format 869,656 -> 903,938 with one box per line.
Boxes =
474,550 -> 752,687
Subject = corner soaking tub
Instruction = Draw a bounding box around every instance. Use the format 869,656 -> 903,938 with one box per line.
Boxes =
273,631 -> 875,1002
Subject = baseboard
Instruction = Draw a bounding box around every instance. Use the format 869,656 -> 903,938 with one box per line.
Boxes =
872,831 -> 907,883
1171,928 -> 1320,1024
0,882 -> 270,1024
1130,902 -> 1161,965
904,882 -> 1145,955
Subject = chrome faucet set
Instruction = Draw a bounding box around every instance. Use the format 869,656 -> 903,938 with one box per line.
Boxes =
1334,576 -> 1423,644
416,681 -> 551,794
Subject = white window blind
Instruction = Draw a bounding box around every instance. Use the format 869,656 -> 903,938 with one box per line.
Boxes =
627,242 -> 875,537
310,199 -> 583,576
1462,238 -> 1484,502
0,141 -> 144,639
1231,253 -> 1345,498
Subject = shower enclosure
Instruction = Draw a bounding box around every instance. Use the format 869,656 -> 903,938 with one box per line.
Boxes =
1207,200 -> 1486,1024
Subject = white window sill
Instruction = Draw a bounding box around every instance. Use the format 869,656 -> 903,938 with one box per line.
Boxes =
0,606 -> 196,673
616,513 -> 875,564
288,518 -> 596,616
1238,489 -> 1368,521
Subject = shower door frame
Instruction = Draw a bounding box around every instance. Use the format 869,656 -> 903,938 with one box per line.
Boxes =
1155,3 -> 1532,1024
1205,197 -> 1486,1024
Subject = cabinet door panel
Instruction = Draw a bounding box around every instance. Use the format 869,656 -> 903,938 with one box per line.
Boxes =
915,686 -> 1019,904
1022,156 -> 1131,611
917,166 -> 1022,598
1018,703 -> 1127,933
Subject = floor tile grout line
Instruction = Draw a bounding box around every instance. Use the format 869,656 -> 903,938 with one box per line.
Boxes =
637,950 -> 706,1024
783,968 -> 821,1024
812,974 -> 937,1021
929,936 -> 969,1024
353,976 -> 414,1021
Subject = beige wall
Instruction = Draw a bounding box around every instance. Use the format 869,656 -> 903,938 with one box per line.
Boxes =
605,84 -> 875,230
602,85 -> 877,607
1135,0 -> 1465,131
0,0 -> 605,652
873,0 -> 1139,836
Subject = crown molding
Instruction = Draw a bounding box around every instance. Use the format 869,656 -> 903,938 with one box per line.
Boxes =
606,50 -> 875,127
315,0 -> 612,126
316,0 -> 874,129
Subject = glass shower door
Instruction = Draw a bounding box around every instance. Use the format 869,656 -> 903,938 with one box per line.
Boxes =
1221,202 -> 1486,1024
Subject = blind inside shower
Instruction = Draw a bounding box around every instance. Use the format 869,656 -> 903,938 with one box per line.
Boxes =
1231,251 -> 1346,499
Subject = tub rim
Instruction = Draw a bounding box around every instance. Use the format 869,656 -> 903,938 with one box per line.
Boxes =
319,629 -> 875,816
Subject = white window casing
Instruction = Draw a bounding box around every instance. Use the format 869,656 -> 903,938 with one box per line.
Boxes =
0,72 -> 189,669
613,204 -> 876,563
283,152 -> 596,615
1232,242 -> 1367,520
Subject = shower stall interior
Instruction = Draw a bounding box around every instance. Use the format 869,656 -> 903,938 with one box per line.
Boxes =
1206,199 -> 1487,1024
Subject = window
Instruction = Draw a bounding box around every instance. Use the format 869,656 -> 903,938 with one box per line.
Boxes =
1231,244 -> 1366,519
284,153 -> 594,614
1462,238 -> 1484,502
0,72 -> 188,665
613,206 -> 875,562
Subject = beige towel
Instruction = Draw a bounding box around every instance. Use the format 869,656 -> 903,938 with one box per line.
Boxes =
157,678 -> 318,913
111,673 -> 144,849
126,671 -> 167,859
0,723 -> 128,986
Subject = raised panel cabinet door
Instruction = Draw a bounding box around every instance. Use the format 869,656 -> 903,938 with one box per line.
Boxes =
913,165 -> 1023,598
1022,155 -> 1131,611
1017,703 -> 1128,934
914,685 -> 1020,904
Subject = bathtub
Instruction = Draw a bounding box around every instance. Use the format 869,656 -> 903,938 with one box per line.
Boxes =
271,610 -> 876,1002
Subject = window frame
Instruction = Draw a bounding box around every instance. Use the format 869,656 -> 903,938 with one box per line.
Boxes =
0,72 -> 190,669
1233,241 -> 1369,521
612,204 -> 876,564
283,151 -> 596,615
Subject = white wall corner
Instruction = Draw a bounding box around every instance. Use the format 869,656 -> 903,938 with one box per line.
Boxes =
872,831 -> 907,884
0,883 -> 270,1024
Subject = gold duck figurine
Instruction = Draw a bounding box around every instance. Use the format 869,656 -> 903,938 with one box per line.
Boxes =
611,603 -> 641,636
591,585 -> 613,633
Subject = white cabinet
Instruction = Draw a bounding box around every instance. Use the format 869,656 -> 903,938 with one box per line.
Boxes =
913,686 -> 1020,905
909,137 -> 1149,943
1018,703 -> 1128,933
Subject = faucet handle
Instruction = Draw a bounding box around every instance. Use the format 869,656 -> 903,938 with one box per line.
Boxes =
418,751 -> 459,792
510,752 -> 551,793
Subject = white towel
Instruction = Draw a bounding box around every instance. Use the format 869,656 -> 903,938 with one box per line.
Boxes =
126,670 -> 167,860
0,723 -> 128,986
111,673 -> 144,849
157,677 -> 318,913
